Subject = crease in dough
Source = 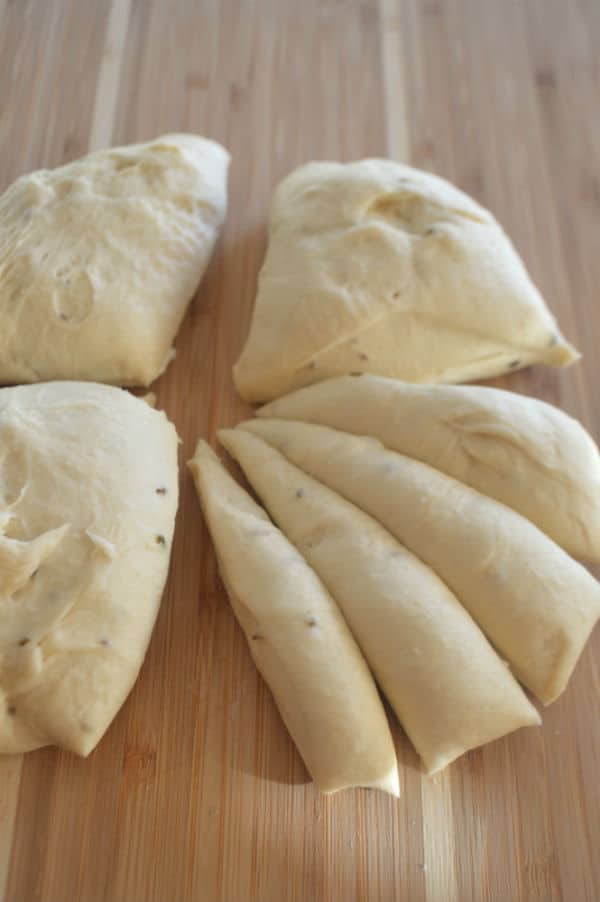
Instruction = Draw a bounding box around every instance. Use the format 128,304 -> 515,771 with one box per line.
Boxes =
234,159 -> 578,402
85,530 -> 117,560
258,375 -> 600,561
218,428 -> 540,774
0,524 -> 69,598
240,418 -> 600,705
188,440 -> 399,796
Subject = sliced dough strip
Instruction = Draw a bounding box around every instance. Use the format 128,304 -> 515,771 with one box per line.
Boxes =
258,375 -> 600,562
240,419 -> 600,704
219,428 -> 540,774
188,440 -> 399,796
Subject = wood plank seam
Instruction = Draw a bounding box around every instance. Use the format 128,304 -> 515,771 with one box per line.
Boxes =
378,0 -> 411,162
88,0 -> 132,153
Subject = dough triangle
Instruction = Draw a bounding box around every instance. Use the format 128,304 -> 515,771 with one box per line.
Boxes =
234,160 -> 577,401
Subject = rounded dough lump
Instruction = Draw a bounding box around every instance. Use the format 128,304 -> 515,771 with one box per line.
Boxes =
0,382 -> 179,755
0,134 -> 229,386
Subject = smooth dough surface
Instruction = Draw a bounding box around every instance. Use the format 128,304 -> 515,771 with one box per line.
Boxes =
233,160 -> 578,402
259,375 -> 600,561
0,382 -> 179,755
219,428 -> 540,774
241,419 -> 600,704
0,134 -> 229,386
188,441 -> 399,795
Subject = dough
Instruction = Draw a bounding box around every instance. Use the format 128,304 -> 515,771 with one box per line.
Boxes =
259,375 -> 600,561
188,441 -> 399,795
0,382 -> 179,755
219,428 -> 540,774
233,160 -> 578,402
241,419 -> 600,704
0,134 -> 229,386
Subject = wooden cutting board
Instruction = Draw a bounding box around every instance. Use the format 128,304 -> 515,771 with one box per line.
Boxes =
1,1 -> 599,899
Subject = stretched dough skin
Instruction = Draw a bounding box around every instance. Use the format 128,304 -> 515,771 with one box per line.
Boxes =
219,429 -> 540,774
259,375 -> 600,562
0,134 -> 229,386
188,441 -> 399,796
233,160 -> 578,401
0,383 -> 179,755
241,420 -> 600,704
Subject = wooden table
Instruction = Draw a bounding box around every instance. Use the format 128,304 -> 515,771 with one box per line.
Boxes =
1,1 -> 599,900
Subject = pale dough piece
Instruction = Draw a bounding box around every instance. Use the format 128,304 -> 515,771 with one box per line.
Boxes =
240,419 -> 600,704
259,375 -> 600,561
219,428 -> 540,774
0,382 -> 179,755
0,134 -> 229,386
188,441 -> 399,795
233,160 -> 578,402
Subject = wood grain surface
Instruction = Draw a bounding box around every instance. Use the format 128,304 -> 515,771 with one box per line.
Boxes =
1,1 -> 599,900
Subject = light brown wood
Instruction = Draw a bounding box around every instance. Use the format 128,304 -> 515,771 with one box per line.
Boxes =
1,1 -> 599,899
